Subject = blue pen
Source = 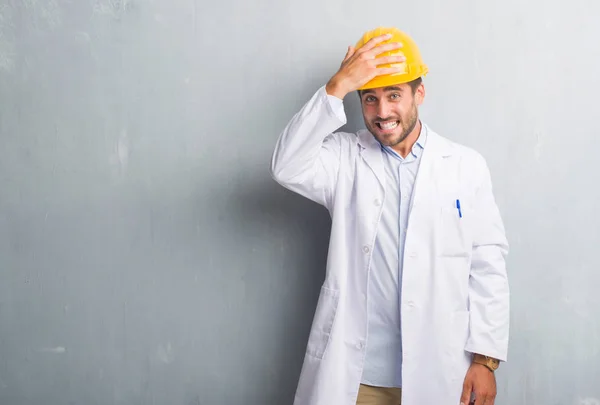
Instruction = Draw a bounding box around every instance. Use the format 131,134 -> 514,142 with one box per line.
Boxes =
456,199 -> 462,218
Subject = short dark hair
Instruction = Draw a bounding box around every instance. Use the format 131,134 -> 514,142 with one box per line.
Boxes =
358,77 -> 423,98
407,77 -> 423,93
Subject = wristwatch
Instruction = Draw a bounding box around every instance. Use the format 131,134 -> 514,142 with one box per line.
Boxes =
472,354 -> 500,372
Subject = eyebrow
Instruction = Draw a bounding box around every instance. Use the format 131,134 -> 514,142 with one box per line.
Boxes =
361,86 -> 404,95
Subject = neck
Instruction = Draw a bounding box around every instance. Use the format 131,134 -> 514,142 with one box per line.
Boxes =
391,119 -> 422,158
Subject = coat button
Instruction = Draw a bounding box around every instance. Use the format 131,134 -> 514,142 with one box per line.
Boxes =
373,199 -> 381,206
356,341 -> 365,350
362,246 -> 370,254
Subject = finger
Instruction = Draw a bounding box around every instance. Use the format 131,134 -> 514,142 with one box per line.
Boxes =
366,41 -> 404,58
359,33 -> 395,52
460,381 -> 472,405
373,66 -> 405,77
373,54 -> 406,66
342,46 -> 356,62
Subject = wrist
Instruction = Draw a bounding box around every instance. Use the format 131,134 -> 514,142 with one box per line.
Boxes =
472,353 -> 500,372
325,76 -> 349,99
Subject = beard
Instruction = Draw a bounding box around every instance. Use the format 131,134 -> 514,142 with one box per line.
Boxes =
366,103 -> 419,147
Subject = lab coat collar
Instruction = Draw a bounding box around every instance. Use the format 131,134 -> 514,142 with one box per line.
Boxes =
356,122 -> 454,188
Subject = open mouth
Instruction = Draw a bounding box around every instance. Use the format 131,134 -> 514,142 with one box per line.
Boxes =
376,121 -> 400,131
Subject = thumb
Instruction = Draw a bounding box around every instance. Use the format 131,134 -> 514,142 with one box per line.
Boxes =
460,379 -> 472,405
342,46 -> 355,63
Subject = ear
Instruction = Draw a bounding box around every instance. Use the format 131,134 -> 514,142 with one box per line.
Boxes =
415,83 -> 425,106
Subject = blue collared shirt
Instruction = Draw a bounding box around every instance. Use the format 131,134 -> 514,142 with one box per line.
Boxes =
326,92 -> 426,388
361,128 -> 426,388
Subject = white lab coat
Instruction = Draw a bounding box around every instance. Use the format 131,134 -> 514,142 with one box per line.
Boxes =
270,86 -> 509,405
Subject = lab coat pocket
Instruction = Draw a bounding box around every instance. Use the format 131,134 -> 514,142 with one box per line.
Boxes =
438,200 -> 472,258
306,286 -> 339,359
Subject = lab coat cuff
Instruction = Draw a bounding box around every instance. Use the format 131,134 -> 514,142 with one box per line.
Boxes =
464,342 -> 508,362
322,86 -> 347,124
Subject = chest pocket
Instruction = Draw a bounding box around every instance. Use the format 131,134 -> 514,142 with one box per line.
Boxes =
433,154 -> 475,258
437,195 -> 473,258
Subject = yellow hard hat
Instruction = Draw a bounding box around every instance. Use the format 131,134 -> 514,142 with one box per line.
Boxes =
355,27 -> 428,90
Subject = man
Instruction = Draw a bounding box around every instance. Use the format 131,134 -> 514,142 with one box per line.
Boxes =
270,27 -> 509,405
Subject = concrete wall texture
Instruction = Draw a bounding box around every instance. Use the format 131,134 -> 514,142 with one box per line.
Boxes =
1,0 -> 599,404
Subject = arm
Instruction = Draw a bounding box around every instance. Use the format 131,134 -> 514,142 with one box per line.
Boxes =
270,88 -> 347,207
465,154 -> 510,361
270,34 -> 406,207
461,154 -> 509,405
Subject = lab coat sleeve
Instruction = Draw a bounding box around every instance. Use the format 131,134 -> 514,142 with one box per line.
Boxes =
464,154 -> 510,362
270,86 -> 348,208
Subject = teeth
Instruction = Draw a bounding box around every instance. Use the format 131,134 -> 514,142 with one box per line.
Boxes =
380,121 -> 398,130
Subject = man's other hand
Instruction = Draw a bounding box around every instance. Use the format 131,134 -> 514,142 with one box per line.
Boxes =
460,363 -> 497,405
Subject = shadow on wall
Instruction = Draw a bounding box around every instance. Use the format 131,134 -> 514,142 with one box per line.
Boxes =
226,173 -> 332,404
226,82 -> 369,403
218,78 -> 361,403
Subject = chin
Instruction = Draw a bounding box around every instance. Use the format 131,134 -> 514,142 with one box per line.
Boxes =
377,132 -> 403,147
368,126 -> 397,142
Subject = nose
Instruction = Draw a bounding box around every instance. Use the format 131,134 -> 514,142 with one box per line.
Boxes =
376,99 -> 392,119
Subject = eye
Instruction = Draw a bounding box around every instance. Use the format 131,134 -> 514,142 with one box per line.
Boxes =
364,96 -> 377,103
390,93 -> 401,100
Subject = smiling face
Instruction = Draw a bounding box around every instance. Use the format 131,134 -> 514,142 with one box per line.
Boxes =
359,79 -> 425,149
